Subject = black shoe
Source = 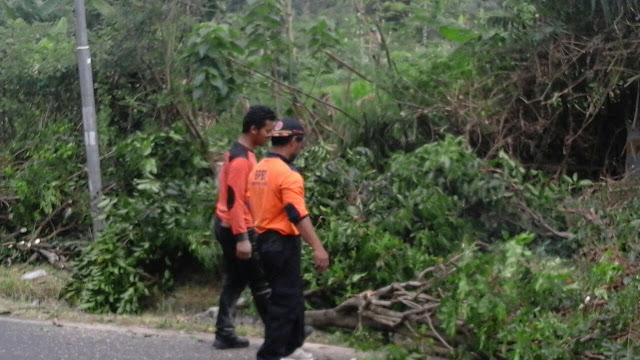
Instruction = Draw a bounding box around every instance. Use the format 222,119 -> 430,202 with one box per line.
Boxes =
303,325 -> 314,340
212,334 -> 250,349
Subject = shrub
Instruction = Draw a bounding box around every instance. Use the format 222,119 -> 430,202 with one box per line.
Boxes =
64,126 -> 217,313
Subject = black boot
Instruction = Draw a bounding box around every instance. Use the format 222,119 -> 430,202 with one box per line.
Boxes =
212,333 -> 250,349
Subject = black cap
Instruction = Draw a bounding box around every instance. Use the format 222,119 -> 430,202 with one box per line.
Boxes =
271,117 -> 304,137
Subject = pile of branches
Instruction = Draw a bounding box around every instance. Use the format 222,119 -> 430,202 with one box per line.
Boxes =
306,253 -> 469,359
1,157 -> 86,269
455,6 -> 640,178
0,198 -> 83,269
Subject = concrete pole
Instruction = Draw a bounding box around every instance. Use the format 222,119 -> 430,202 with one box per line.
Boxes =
74,0 -> 104,237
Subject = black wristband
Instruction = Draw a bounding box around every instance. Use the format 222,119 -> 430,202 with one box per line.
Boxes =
247,227 -> 256,240
234,232 -> 249,243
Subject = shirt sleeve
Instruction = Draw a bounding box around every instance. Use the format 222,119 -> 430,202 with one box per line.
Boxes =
281,171 -> 309,224
226,157 -> 251,236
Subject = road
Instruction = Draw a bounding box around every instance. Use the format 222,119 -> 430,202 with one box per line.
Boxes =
0,316 -> 363,360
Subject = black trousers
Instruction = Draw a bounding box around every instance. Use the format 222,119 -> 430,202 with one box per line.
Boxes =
256,231 -> 305,360
214,217 -> 270,338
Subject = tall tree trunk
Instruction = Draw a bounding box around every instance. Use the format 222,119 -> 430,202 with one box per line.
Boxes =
284,0 -> 295,83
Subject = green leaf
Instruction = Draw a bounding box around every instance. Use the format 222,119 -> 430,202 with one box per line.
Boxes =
193,72 -> 206,86
0,0 -> 19,20
438,26 -> 479,43
227,40 -> 244,55
39,0 -> 61,18
54,17 -> 68,32
134,179 -> 160,193
142,158 -> 157,176
197,43 -> 209,57
87,0 -> 115,17
210,78 -> 228,96
578,179 -> 593,187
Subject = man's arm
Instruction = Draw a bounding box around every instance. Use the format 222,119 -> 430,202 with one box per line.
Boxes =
295,217 -> 329,273
282,172 -> 330,272
227,158 -> 252,259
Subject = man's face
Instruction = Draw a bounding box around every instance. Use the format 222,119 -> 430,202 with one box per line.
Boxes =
254,120 -> 275,146
289,135 -> 305,161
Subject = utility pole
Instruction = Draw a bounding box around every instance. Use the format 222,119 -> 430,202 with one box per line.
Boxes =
73,0 -> 104,237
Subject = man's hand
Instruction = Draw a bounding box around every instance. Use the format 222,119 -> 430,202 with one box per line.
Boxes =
313,247 -> 329,273
236,239 -> 252,259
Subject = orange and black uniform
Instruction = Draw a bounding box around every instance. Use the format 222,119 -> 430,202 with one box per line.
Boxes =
213,142 -> 269,339
249,153 -> 309,360
216,142 -> 257,237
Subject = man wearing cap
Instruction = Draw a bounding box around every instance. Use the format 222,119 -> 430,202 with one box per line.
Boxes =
248,117 -> 330,360
212,105 -> 276,349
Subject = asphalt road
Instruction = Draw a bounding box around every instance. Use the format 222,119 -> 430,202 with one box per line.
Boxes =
0,316 -> 363,360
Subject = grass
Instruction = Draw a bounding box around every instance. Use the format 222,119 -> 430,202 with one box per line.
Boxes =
0,263 -> 70,302
0,263 -> 224,333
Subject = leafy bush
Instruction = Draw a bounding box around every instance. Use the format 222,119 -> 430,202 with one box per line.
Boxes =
0,18 -> 77,143
64,126 -> 217,313
298,135 -> 580,308
438,233 -> 581,359
304,220 -> 434,306
0,121 -> 91,264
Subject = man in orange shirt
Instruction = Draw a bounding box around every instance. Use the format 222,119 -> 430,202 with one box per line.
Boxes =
248,117 -> 330,360
213,105 -> 276,349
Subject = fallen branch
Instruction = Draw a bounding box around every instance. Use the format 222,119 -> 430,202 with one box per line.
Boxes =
323,50 -> 374,84
514,199 -> 575,239
305,264 -> 462,356
31,200 -> 73,241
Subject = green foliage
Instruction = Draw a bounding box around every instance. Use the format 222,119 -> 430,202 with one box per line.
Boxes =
64,126 -> 217,313
2,6 -> 640,360
438,26 -> 479,43
377,136 -> 501,252
185,22 -> 245,101
63,226 -> 150,314
240,0 -> 291,84
297,136 -> 580,309
305,220 -> 434,305
242,0 -> 286,57
0,121 -> 90,264
305,17 -> 339,54
0,0 -> 116,24
7,127 -> 78,218
0,18 -> 77,142
379,344 -> 424,360
570,184 -> 640,257
0,0 -> 69,24
438,234 -> 581,359
530,0 -> 636,32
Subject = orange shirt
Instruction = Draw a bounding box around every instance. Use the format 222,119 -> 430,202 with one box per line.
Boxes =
248,153 -> 309,236
215,142 -> 256,235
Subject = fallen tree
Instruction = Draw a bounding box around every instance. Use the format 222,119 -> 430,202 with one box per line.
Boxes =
305,225 -> 637,360
1,199 -> 81,269
306,252 -> 469,359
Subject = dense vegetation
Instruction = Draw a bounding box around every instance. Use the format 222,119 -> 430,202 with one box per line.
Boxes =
2,0 -> 640,358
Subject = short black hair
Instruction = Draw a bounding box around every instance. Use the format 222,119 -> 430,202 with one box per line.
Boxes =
271,134 -> 304,147
242,105 -> 276,133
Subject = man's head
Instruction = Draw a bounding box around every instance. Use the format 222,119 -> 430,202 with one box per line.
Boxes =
242,105 -> 277,146
270,117 -> 305,161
